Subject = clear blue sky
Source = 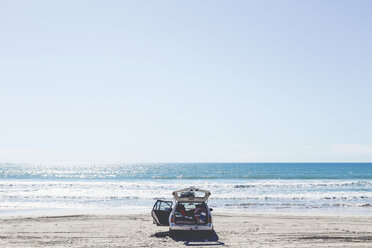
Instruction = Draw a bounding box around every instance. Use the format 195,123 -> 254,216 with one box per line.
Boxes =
1,0 -> 371,163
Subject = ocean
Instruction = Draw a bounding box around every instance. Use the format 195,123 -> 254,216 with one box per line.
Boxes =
1,163 -> 372,216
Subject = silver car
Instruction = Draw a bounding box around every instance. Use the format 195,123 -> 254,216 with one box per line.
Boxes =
152,188 -> 213,234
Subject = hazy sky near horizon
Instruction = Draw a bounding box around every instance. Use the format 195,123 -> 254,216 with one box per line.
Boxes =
1,0 -> 372,163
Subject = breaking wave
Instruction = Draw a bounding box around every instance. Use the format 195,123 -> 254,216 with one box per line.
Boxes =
1,163 -> 372,215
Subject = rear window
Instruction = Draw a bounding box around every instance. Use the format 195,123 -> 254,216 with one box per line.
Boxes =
176,191 -> 207,200
176,202 -> 205,211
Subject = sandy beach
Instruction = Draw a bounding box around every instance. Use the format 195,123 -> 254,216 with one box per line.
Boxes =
0,213 -> 371,247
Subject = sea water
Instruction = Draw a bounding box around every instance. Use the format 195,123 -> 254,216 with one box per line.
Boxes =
0,163 -> 371,216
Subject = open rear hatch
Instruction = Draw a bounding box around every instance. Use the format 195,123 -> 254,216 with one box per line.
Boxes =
172,188 -> 211,225
172,188 -> 211,202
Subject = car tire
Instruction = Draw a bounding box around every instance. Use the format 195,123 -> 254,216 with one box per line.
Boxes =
169,229 -> 176,237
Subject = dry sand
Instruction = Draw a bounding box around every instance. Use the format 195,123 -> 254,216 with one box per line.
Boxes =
0,213 -> 371,247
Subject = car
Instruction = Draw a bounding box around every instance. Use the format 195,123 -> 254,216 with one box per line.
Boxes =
151,187 -> 213,234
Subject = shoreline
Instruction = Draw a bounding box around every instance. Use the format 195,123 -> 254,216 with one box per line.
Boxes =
2,207 -> 372,218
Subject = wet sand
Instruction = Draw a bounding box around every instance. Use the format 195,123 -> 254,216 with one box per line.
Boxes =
0,213 -> 371,247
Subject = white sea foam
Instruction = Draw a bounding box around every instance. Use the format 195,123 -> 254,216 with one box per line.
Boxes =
1,179 -> 372,216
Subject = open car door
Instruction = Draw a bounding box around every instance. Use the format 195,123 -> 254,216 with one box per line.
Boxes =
151,200 -> 173,226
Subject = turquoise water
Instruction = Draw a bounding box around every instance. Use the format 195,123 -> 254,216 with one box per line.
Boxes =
0,163 -> 371,215
2,163 -> 372,180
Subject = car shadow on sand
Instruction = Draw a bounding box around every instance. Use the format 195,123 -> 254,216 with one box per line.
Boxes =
152,230 -> 225,246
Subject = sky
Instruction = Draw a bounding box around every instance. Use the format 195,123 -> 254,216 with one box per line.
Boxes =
0,0 -> 372,163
